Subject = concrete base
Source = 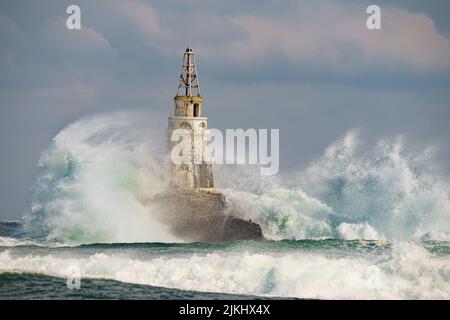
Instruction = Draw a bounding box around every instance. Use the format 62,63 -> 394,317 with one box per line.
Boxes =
152,190 -> 264,242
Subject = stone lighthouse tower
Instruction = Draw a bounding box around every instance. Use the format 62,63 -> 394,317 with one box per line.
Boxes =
167,47 -> 214,191
153,47 -> 263,242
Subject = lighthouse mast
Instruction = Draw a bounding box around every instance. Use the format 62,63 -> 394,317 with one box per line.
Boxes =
176,46 -> 201,97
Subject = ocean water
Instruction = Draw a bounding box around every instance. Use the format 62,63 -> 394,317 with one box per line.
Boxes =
1,113 -> 450,299
1,222 -> 449,299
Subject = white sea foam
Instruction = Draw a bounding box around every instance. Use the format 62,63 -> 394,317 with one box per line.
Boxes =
216,130 -> 450,241
24,112 -> 178,244
336,223 -> 380,240
0,236 -> 35,247
23,114 -> 450,243
297,130 -> 450,240
0,242 -> 448,299
221,188 -> 333,240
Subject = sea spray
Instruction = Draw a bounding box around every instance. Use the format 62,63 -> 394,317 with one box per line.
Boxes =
221,188 -> 333,240
24,113 -> 450,243
296,130 -> 450,240
216,131 -> 450,241
24,112 -> 178,244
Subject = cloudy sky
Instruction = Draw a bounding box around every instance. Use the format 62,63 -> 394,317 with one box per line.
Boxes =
1,0 -> 450,219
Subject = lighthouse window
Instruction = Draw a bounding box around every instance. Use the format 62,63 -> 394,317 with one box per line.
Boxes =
180,122 -> 192,129
193,103 -> 199,117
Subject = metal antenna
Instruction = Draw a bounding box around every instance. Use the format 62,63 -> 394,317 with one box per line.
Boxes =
176,46 -> 201,97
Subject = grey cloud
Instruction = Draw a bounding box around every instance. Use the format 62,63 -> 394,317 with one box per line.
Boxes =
93,1 -> 450,77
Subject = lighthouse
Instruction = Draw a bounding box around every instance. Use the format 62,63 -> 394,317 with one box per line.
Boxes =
153,47 -> 264,242
167,47 -> 214,191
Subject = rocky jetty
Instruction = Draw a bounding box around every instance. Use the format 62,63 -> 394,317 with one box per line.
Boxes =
152,191 -> 264,242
